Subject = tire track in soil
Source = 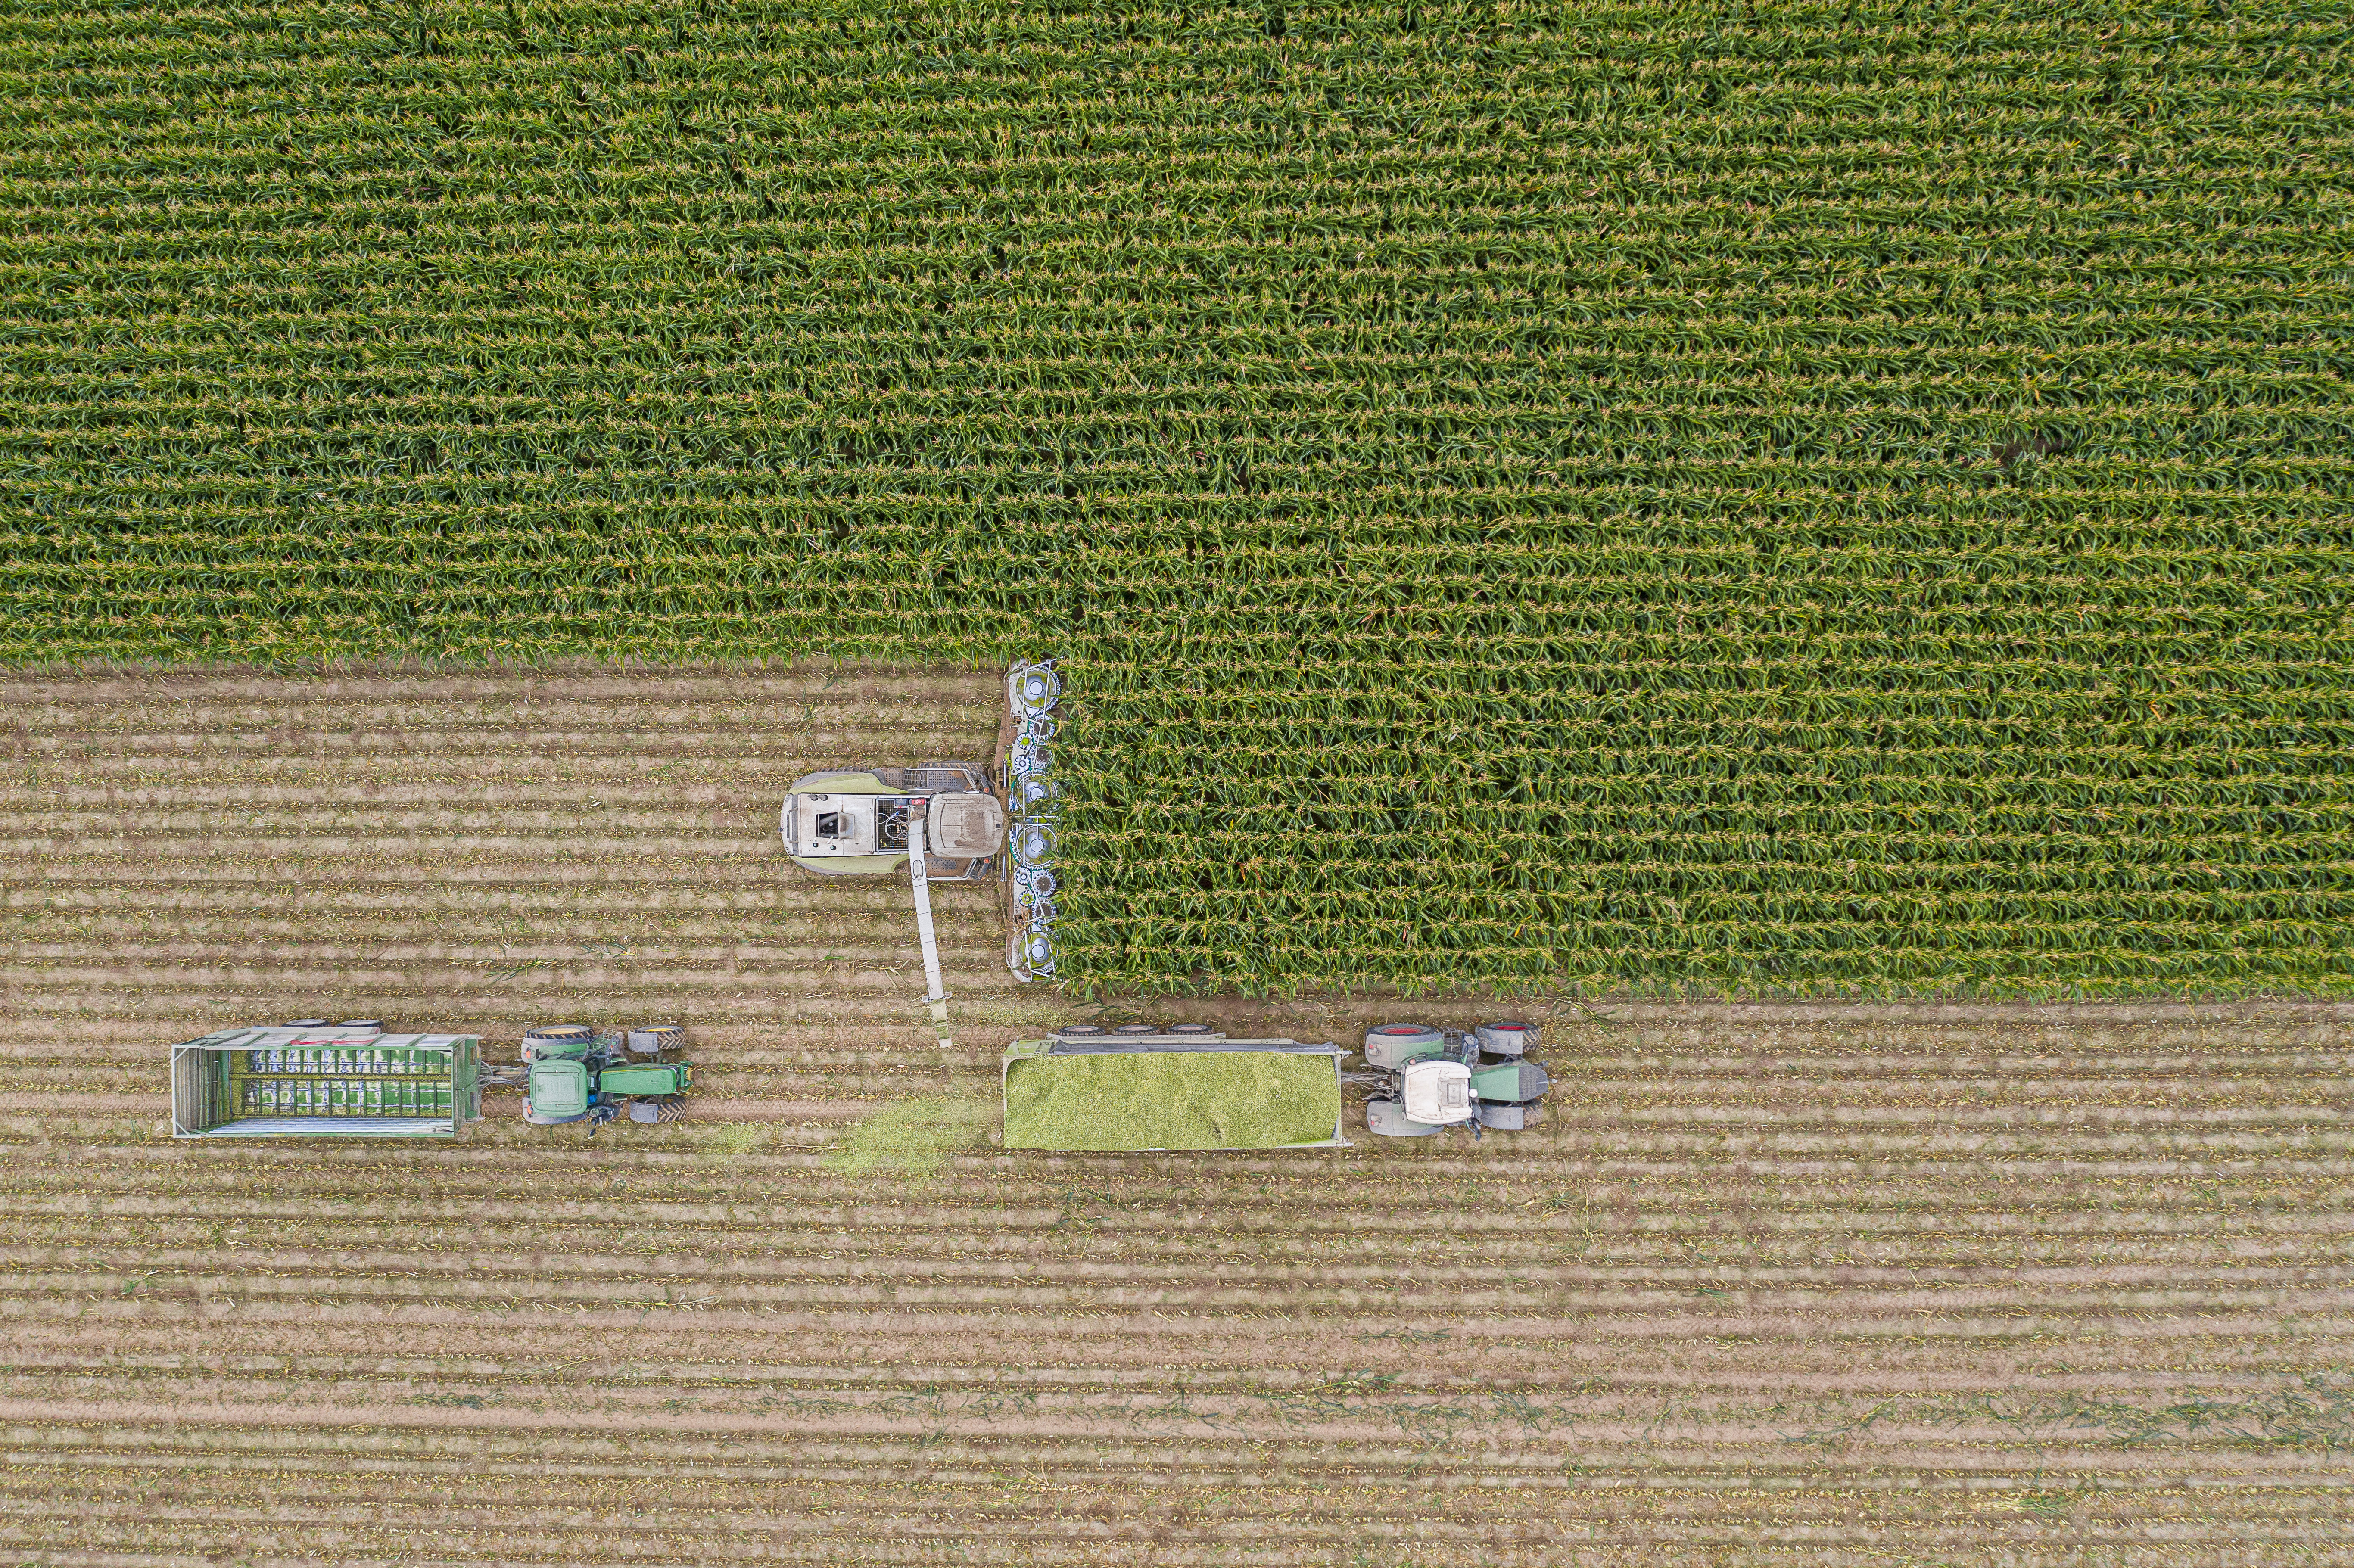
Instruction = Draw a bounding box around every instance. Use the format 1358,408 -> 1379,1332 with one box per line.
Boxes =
5,667 -> 2353,1562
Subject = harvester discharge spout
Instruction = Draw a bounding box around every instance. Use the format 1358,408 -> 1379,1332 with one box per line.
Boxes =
907,796 -> 954,1050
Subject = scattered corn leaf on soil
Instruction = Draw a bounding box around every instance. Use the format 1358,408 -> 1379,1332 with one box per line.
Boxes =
823,1093 -> 996,1179
3,669 -> 2351,1562
4,1 -> 2349,996
1003,1051 -> 1339,1150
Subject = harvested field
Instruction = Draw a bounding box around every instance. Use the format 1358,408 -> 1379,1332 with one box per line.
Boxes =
4,669 -> 2352,1563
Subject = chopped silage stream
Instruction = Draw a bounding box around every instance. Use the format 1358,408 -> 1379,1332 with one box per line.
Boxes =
1003,1051 -> 1338,1151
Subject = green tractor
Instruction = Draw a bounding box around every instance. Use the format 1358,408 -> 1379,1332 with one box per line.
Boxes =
515,1024 -> 694,1129
171,1020 -> 696,1139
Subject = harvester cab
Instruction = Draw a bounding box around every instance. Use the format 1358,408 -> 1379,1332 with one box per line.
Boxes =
516,1024 -> 692,1129
780,766 -> 1004,880
1353,1021 -> 1551,1137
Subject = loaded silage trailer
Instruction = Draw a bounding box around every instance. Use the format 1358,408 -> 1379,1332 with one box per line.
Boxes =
1002,1026 -> 1348,1151
171,1023 -> 483,1139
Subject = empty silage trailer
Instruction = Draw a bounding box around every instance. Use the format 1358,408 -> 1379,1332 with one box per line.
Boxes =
171,1023 -> 483,1139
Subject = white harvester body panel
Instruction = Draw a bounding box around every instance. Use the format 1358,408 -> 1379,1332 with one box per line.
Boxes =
789,790 -> 887,858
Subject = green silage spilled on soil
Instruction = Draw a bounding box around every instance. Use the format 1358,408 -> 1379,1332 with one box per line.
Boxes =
825,1095 -> 994,1179
1003,1052 -> 1338,1151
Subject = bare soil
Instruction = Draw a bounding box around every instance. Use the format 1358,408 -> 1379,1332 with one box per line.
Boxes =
2,665 -> 2349,1564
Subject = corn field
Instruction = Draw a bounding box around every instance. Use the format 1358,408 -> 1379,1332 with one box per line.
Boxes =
1,0 -> 2348,994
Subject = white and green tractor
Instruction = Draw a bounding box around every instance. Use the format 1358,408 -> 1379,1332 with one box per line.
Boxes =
1351,1021 -> 1552,1136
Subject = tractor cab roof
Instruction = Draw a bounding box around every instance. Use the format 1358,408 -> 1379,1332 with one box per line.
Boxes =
1399,1059 -> 1475,1126
527,1058 -> 591,1119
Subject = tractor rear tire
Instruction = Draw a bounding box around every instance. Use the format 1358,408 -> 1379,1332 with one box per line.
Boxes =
1363,1024 -> 1445,1070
